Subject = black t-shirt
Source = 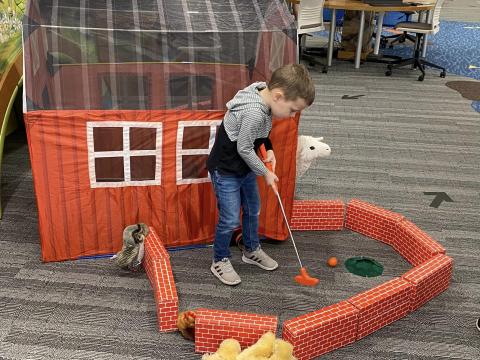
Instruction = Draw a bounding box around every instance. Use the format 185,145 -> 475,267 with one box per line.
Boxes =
207,122 -> 272,176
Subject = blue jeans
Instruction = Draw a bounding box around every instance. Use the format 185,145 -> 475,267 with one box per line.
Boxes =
210,170 -> 261,262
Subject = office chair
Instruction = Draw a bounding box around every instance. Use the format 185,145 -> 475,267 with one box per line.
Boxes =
296,0 -> 328,73
379,12 -> 416,49
385,0 -> 446,81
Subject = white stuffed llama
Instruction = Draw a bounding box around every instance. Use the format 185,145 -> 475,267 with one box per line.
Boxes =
296,135 -> 331,178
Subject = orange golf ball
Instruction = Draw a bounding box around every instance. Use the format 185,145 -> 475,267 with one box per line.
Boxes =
327,257 -> 338,267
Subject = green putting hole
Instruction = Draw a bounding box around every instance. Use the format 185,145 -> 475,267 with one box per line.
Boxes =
345,256 -> 384,277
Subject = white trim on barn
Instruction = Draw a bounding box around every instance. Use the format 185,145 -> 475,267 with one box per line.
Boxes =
176,119 -> 221,185
86,121 -> 163,188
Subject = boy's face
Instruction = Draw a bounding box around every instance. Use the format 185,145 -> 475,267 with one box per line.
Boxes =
270,90 -> 308,119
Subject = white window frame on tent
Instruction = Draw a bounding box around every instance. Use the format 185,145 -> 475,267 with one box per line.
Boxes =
176,119 -> 222,185
87,121 -> 162,188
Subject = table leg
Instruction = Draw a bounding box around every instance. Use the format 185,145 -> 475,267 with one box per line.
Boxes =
355,10 -> 365,69
327,9 -> 337,67
422,34 -> 428,58
418,11 -> 426,22
421,10 -> 431,58
296,35 -> 300,63
374,11 -> 384,55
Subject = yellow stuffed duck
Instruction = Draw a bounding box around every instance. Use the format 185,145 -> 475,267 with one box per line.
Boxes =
202,331 -> 297,360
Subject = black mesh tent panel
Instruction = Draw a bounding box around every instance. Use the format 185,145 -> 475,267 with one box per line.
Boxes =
29,0 -> 294,32
23,0 -> 297,111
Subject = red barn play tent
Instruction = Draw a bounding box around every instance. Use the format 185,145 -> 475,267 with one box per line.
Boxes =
22,0 -> 300,262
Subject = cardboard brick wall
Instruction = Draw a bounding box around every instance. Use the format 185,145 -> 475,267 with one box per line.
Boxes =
143,227 -> 178,332
393,220 -> 446,266
347,278 -> 412,340
402,254 -> 453,311
345,198 -> 404,245
290,200 -> 345,230
195,308 -> 278,354
282,301 -> 358,360
145,226 -> 170,259
139,200 -> 453,359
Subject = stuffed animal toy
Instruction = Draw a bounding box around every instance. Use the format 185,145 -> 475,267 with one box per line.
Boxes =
237,331 -> 275,359
177,310 -> 196,341
202,332 -> 296,360
296,135 -> 331,178
112,223 -> 149,271
202,338 -> 242,360
269,339 -> 297,360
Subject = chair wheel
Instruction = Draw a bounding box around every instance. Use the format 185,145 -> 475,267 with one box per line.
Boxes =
440,71 -> 446,78
389,44 -> 394,49
418,74 -> 425,81
385,70 -> 392,76
387,64 -> 393,70
322,68 -> 328,74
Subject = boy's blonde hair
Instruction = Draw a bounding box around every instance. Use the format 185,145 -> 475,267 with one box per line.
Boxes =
268,64 -> 315,106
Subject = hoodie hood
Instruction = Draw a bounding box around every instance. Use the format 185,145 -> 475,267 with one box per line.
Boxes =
226,82 -> 270,114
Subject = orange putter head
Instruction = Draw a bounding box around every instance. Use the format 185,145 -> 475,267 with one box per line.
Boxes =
294,267 -> 319,287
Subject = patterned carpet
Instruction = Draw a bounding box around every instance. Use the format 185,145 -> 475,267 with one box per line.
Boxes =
381,20 -> 480,112
383,21 -> 480,80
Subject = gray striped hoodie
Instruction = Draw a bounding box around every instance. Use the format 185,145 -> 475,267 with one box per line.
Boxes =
223,82 -> 273,175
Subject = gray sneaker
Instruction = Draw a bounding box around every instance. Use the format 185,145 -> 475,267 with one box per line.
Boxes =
211,258 -> 241,286
242,247 -> 278,271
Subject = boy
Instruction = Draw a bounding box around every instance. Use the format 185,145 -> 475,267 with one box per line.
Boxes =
206,64 -> 315,285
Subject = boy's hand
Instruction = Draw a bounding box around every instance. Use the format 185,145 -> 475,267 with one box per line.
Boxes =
259,145 -> 278,193
263,150 -> 277,173
264,170 -> 279,194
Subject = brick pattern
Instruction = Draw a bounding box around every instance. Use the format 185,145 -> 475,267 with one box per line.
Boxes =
345,198 -> 404,245
290,200 -> 345,230
144,226 -> 170,259
393,220 -> 446,266
282,301 -> 358,360
143,227 -> 178,332
138,203 -> 453,360
402,254 -> 453,311
347,278 -> 412,340
195,309 -> 278,354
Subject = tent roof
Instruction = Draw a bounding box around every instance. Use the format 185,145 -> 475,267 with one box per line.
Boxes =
27,0 -> 295,33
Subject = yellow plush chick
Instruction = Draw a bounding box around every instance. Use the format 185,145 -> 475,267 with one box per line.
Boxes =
268,339 -> 297,360
202,338 -> 241,360
236,332 -> 275,360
